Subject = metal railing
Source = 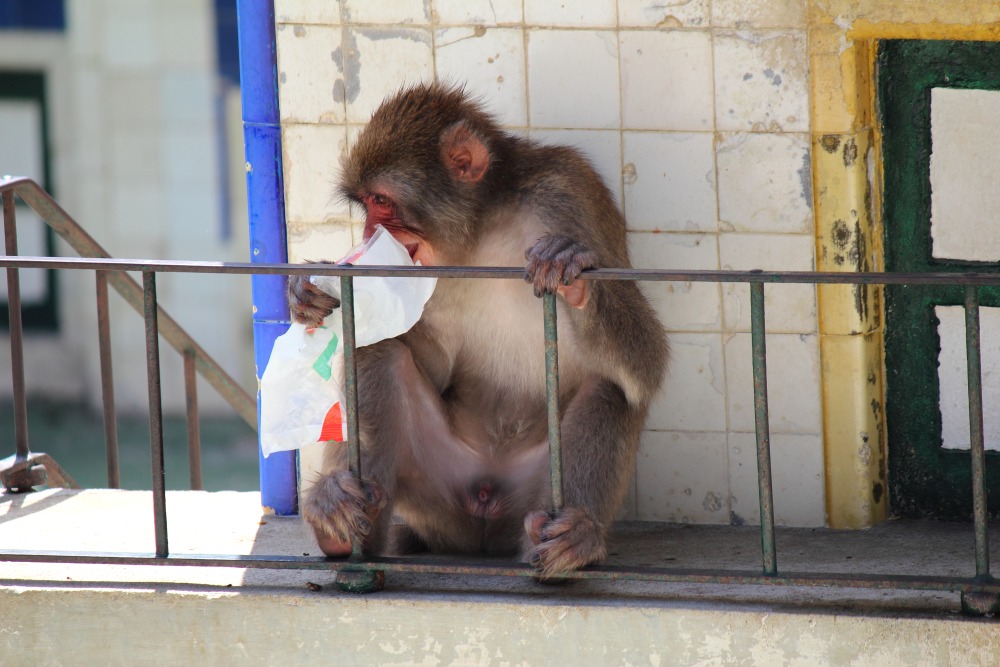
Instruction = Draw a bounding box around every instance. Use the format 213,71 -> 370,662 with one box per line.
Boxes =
0,178 -> 998,614
0,177 -> 255,493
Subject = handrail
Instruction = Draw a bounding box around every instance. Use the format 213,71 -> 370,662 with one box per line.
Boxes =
0,176 -> 256,429
0,188 -> 998,611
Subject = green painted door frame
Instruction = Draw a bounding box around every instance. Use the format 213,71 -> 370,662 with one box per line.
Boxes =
879,40 -> 1000,519
0,70 -> 58,331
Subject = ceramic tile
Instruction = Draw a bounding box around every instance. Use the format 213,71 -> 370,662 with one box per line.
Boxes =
434,0 -> 522,25
67,0 -> 101,59
724,332 -> 821,433
623,131 -> 717,232
343,0 -> 429,24
287,219 -> 357,263
343,28 -> 435,123
529,129 -> 622,204
281,124 -> 351,223
107,74 -> 160,129
712,0 -> 807,28
719,233 -> 817,333
618,0 -> 709,27
716,132 -> 811,234
276,23 -> 347,124
527,30 -> 620,129
629,232 -> 722,332
162,127 -> 218,187
110,131 -> 161,182
620,30 -> 713,131
159,71 -> 213,125
727,432 -> 825,527
636,431 -> 730,524
109,182 -> 166,256
104,8 -> 156,69
714,31 -> 808,132
435,28 -> 527,127
646,332 -> 727,432
274,0 -> 342,25
156,4 -> 213,68
524,0 -> 616,27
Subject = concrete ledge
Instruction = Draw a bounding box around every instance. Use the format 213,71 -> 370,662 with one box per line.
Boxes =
1,490 -> 998,664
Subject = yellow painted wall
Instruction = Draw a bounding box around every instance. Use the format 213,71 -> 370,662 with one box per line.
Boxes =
809,0 -> 1000,527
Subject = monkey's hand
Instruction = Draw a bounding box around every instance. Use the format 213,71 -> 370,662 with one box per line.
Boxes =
302,471 -> 388,557
287,272 -> 340,328
524,235 -> 597,309
523,507 -> 608,579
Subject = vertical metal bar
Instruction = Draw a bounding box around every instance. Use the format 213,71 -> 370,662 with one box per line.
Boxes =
340,274 -> 362,560
750,282 -> 777,575
3,191 -> 29,461
143,271 -> 168,557
96,270 -> 120,488
183,348 -> 203,491
964,285 -> 990,578
543,291 -> 564,511
333,274 -> 383,592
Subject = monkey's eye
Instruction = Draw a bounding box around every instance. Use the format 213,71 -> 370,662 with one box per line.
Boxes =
371,194 -> 390,207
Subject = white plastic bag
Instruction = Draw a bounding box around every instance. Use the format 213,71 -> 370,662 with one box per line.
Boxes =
259,227 -> 437,457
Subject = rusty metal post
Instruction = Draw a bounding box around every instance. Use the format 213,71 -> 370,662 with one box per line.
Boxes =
143,271 -> 168,557
184,348 -> 203,491
336,273 -> 384,592
959,286 -> 999,616
750,282 -> 777,576
2,191 -> 29,465
96,270 -> 121,488
543,291 -> 564,511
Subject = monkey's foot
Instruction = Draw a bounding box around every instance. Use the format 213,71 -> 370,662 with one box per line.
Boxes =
523,507 -> 608,579
302,471 -> 387,557
524,235 -> 597,309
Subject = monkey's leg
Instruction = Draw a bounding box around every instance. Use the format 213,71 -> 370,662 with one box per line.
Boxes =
302,338 -> 453,556
523,377 -> 644,578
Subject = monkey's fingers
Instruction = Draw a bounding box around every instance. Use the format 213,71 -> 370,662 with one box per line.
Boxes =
523,510 -> 552,546
524,507 -> 607,579
302,472 -> 387,557
524,236 -> 596,307
287,275 -> 341,327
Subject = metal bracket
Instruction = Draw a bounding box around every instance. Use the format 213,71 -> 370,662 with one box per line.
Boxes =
961,587 -> 1000,617
335,565 -> 385,593
0,452 -> 79,493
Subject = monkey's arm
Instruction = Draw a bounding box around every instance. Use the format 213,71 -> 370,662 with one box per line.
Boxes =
524,376 -> 649,578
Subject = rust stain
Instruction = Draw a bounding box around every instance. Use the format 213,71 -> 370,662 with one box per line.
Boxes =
820,135 -> 841,153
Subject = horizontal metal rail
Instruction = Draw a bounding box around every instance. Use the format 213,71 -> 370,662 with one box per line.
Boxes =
5,253 -> 1000,285
1,549 -> 999,595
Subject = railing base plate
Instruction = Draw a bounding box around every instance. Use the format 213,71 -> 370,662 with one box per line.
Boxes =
336,566 -> 385,593
960,589 -> 1000,616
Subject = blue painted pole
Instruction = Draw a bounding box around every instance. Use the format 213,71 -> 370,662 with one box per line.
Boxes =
236,0 -> 297,515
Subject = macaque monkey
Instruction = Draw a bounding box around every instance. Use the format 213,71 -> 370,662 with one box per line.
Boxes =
287,83 -> 668,577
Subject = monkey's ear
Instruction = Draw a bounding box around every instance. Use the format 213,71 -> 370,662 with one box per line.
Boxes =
440,122 -> 490,184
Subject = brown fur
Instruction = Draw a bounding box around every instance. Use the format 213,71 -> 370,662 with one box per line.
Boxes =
289,83 -> 668,578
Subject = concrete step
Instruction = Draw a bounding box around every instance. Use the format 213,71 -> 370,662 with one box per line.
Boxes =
0,489 -> 997,665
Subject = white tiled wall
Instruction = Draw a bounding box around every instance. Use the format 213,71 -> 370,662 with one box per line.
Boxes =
276,1 -> 823,526
28,0 -> 256,414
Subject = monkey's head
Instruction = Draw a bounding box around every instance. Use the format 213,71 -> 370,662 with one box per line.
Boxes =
340,83 -> 500,265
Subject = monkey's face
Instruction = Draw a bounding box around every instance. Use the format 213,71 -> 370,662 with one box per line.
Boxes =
358,189 -> 434,266
338,84 -> 497,265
